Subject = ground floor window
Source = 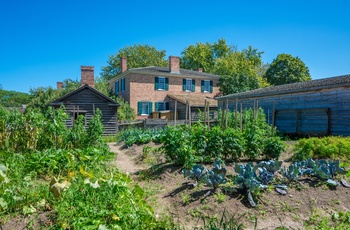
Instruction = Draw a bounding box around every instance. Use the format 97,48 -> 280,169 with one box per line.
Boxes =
155,101 -> 169,111
137,101 -> 152,115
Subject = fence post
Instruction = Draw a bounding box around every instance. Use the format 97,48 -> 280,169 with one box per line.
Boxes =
221,100 -> 225,128
235,98 -> 238,129
240,103 -> 243,132
225,99 -> 229,129
272,101 -> 276,136
174,100 -> 177,126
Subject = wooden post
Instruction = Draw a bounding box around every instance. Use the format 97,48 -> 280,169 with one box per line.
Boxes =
174,100 -> 177,126
221,100 -> 225,128
189,101 -> 192,127
185,100 -> 188,125
256,100 -> 259,120
225,99 -> 229,129
253,100 -> 257,120
204,99 -> 207,127
235,98 -> 238,129
240,103 -> 243,132
272,101 -> 276,136
207,101 -> 210,130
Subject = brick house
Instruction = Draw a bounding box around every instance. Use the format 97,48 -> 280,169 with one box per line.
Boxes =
108,56 -> 220,120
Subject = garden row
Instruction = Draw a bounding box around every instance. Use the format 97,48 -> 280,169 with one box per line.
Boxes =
0,106 -> 172,229
118,109 -> 285,167
183,158 -> 348,208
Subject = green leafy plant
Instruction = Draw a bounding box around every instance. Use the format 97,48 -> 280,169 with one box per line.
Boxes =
233,163 -> 267,207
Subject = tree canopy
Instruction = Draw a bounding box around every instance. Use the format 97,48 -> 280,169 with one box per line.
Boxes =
264,54 -> 311,85
100,44 -> 168,81
180,39 -> 266,95
0,89 -> 31,107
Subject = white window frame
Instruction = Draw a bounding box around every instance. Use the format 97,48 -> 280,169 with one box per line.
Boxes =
141,102 -> 149,115
185,79 -> 192,92
158,77 -> 166,90
203,80 -> 210,93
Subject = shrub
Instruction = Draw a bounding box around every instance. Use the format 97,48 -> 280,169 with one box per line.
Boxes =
222,127 -> 244,161
262,136 -> 285,160
292,137 -> 350,161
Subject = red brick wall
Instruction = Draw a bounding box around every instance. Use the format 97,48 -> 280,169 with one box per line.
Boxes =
119,73 -> 219,116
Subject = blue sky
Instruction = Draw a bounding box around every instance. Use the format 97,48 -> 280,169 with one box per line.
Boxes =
0,0 -> 349,93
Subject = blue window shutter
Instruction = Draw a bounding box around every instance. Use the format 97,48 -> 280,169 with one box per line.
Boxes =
165,78 -> 169,90
155,102 -> 159,111
148,102 -> 153,114
137,102 -> 142,115
210,80 -> 213,93
166,102 -> 169,110
115,81 -> 119,94
192,79 -> 195,92
155,77 -> 159,90
201,80 -> 204,92
121,78 -> 125,91
182,79 -> 186,91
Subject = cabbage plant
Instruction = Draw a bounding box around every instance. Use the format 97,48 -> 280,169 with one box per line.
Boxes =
233,163 -> 267,207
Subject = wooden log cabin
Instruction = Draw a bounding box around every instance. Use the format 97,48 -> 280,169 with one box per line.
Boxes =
216,74 -> 350,136
50,66 -> 119,135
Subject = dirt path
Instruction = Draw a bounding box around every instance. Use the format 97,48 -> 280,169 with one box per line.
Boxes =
108,143 -> 145,174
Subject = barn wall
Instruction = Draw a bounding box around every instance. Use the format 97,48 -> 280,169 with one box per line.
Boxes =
57,88 -> 118,135
218,86 -> 350,136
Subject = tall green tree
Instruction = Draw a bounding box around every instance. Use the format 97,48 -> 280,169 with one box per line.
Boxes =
264,54 -> 311,85
181,39 -> 265,95
216,52 -> 259,95
28,79 -> 80,112
101,44 -> 168,81
180,38 -> 234,73
0,89 -> 31,107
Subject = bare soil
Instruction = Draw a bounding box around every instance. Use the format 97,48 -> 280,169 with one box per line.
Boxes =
110,141 -> 350,230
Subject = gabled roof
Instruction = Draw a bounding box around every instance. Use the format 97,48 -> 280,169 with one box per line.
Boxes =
216,74 -> 350,101
108,66 -> 220,83
168,93 -> 218,107
49,84 -> 119,106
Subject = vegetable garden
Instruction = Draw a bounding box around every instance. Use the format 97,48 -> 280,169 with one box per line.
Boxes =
2,105 -> 350,229
0,106 -> 172,229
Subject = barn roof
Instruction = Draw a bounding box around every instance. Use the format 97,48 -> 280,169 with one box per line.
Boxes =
216,74 -> 350,101
49,84 -> 119,106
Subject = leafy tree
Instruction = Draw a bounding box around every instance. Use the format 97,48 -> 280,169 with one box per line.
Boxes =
114,97 -> 135,122
101,44 -> 168,81
216,52 -> 259,95
28,79 -> 80,112
181,39 -> 266,95
264,54 -> 311,85
181,38 -> 234,73
0,89 -> 31,107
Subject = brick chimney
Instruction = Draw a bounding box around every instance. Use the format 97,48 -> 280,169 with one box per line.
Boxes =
56,82 -> 64,89
81,66 -> 94,88
169,56 -> 180,74
120,57 -> 127,73
197,68 -> 203,72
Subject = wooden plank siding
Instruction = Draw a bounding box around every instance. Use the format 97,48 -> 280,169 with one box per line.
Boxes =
50,85 -> 119,135
217,77 -> 350,136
